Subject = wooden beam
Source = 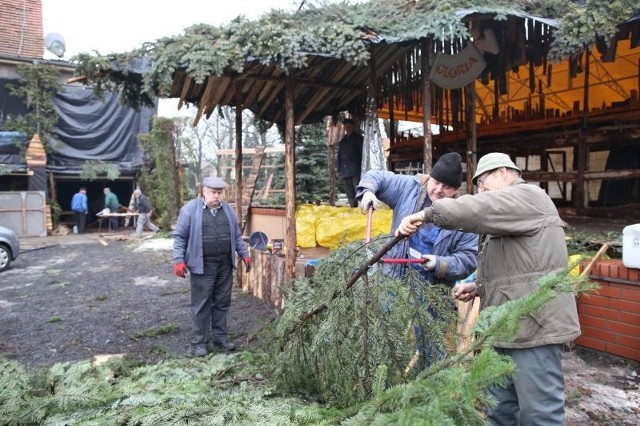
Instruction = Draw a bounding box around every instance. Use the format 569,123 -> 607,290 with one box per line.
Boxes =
465,82 -> 477,192
284,75 -> 297,282
297,62 -> 355,123
524,168 -> 640,182
238,73 -> 365,93
421,39 -> 433,173
235,81 -> 244,223
177,75 -> 193,110
258,82 -> 285,116
576,48 -> 591,213
193,76 -> 217,127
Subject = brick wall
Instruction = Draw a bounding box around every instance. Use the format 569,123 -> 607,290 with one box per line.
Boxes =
576,260 -> 640,361
0,0 -> 44,59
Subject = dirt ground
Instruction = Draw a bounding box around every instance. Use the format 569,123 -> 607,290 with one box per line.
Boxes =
0,234 -> 277,368
1,232 -> 638,425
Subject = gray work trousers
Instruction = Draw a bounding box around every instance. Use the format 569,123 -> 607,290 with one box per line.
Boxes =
135,213 -> 158,235
189,257 -> 233,347
488,344 -> 565,426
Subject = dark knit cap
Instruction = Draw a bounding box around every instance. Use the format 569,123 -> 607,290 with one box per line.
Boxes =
430,152 -> 463,188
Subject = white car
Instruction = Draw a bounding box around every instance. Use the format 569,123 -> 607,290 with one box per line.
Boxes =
0,225 -> 19,272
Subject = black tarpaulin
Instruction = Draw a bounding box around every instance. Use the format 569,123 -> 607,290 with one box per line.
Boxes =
46,85 -> 157,174
0,131 -> 29,172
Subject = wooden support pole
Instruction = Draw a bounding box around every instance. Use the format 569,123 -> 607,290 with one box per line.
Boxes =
421,38 -> 433,173
576,47 -> 591,214
235,81 -> 244,222
464,82 -> 477,193
284,75 -> 297,281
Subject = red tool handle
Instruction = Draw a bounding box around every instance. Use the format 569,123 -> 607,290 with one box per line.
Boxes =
365,206 -> 374,244
380,258 -> 425,264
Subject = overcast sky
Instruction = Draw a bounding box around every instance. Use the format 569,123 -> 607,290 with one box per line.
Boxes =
42,1 -> 308,116
42,0 -> 303,58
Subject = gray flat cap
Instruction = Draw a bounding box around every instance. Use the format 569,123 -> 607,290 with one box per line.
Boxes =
203,176 -> 227,189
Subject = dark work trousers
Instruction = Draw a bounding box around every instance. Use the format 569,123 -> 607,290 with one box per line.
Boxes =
74,212 -> 86,233
488,344 -> 565,426
343,175 -> 360,208
189,257 -> 233,348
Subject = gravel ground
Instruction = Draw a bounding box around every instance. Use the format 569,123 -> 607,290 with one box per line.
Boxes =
0,236 -> 276,368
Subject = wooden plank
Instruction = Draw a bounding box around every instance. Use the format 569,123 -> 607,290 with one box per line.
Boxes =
261,173 -> 273,199
193,76 -> 217,126
177,75 -> 193,110
258,81 -> 285,116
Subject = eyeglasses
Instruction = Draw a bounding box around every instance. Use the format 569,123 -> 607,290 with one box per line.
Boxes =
476,170 -> 495,188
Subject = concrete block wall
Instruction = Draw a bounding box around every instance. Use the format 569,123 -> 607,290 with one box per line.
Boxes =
576,260 -> 640,361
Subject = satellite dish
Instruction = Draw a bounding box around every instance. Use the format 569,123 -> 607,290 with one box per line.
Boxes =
44,33 -> 66,58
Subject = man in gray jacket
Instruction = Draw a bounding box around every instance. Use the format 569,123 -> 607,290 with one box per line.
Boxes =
133,189 -> 159,236
396,152 -> 581,425
173,176 -> 251,357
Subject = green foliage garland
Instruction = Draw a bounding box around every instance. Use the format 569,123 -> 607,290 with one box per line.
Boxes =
4,63 -> 61,151
137,117 -> 184,229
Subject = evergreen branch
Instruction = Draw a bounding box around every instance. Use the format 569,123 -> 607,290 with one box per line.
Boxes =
283,235 -> 405,340
210,375 -> 266,385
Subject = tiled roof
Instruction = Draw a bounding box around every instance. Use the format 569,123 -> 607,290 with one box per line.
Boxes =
0,0 -> 43,59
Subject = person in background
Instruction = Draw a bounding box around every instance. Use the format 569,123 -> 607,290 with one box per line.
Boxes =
395,152 -> 580,425
337,118 -> 364,208
124,191 -> 137,229
133,189 -> 159,236
357,152 -> 478,365
173,176 -> 252,357
70,187 -> 88,233
103,187 -> 121,231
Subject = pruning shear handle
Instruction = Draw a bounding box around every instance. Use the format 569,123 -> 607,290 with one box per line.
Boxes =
379,258 -> 425,264
365,206 -> 374,244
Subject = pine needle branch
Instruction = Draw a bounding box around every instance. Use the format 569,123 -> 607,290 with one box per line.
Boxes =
284,234 -> 405,339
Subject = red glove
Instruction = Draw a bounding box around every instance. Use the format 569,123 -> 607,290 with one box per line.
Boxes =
243,257 -> 252,273
175,262 -> 187,278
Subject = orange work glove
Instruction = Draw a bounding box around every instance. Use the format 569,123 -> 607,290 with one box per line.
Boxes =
175,262 -> 187,278
243,257 -> 252,273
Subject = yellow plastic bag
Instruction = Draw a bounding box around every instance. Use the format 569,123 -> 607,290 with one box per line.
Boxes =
295,204 -> 340,248
295,204 -> 319,248
568,254 -> 583,277
315,208 -> 392,249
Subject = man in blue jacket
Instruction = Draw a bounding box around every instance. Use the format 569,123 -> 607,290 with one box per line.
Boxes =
357,152 -> 478,284
173,176 -> 252,357
70,187 -> 88,233
357,152 -> 478,365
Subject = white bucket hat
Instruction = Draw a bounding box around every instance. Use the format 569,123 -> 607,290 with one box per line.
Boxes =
472,153 -> 521,185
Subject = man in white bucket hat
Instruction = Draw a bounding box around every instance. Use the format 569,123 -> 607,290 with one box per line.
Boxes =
395,152 -> 580,425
